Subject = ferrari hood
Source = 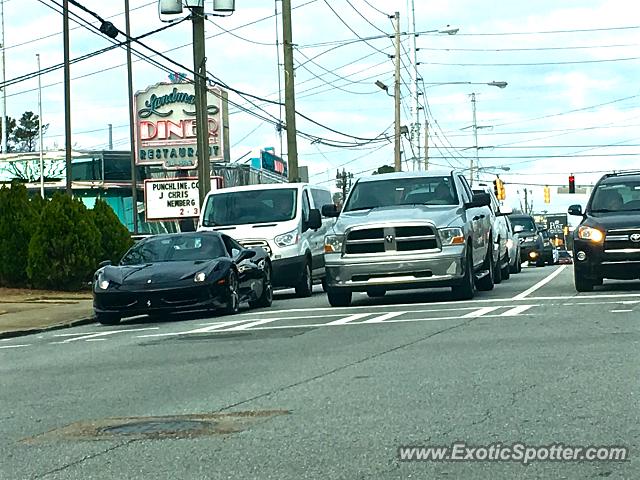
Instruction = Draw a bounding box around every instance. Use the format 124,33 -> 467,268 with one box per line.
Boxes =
101,260 -> 223,286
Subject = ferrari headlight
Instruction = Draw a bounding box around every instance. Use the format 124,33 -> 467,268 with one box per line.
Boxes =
438,227 -> 464,246
324,234 -> 344,253
275,229 -> 299,248
97,272 -> 110,290
578,226 -> 604,243
194,272 -> 206,283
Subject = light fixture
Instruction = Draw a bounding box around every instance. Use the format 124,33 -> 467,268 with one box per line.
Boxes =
375,80 -> 388,92
159,0 -> 183,14
184,0 -> 204,7
213,0 -> 235,12
489,81 -> 508,89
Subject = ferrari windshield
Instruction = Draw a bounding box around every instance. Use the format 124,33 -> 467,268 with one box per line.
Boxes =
344,176 -> 458,212
590,181 -> 640,212
120,234 -> 225,265
202,188 -> 298,226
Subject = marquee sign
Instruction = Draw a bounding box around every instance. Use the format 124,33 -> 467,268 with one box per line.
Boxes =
134,83 -> 225,170
143,177 -> 223,221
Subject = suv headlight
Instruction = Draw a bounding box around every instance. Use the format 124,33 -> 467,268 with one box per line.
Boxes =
324,234 -> 344,253
578,226 -> 604,243
97,273 -> 110,290
274,230 -> 299,248
438,227 -> 464,246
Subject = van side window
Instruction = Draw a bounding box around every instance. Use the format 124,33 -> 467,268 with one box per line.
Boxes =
311,188 -> 332,212
302,190 -> 311,222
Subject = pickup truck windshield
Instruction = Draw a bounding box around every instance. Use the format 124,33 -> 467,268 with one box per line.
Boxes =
344,176 -> 458,212
202,188 -> 298,226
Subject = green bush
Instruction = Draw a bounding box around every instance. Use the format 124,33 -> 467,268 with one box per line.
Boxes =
91,199 -> 133,264
27,193 -> 101,290
0,182 -> 36,286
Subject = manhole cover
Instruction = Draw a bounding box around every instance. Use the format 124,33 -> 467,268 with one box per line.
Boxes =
100,420 -> 212,435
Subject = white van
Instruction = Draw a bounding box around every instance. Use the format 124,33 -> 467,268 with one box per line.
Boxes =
197,183 -> 335,297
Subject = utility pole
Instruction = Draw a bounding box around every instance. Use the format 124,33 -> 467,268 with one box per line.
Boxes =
63,0 -> 72,195
409,0 -> 421,165
336,169 -> 353,202
37,53 -> 44,199
108,123 -> 113,150
393,11 -> 401,172
282,0 -> 299,182
192,4 -> 211,207
470,92 -> 478,187
424,121 -> 429,170
125,0 -> 138,234
0,0 -> 6,154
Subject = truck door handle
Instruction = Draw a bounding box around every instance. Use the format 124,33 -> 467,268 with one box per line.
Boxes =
473,215 -> 485,220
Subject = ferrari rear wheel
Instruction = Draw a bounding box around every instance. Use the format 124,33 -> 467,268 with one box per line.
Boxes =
96,313 -> 121,326
249,264 -> 273,309
223,271 -> 240,315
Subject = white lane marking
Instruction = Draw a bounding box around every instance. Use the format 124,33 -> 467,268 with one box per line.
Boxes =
513,265 -> 568,300
0,344 -> 30,349
85,338 -> 107,342
53,327 -> 158,344
501,305 -> 535,316
137,320 -> 248,338
361,311 -> 406,323
462,306 -> 502,318
611,310 -> 633,313
325,313 -> 372,325
224,318 -> 285,331
196,314 -> 346,326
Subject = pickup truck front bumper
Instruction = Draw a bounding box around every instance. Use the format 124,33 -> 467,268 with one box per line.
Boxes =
325,245 -> 466,291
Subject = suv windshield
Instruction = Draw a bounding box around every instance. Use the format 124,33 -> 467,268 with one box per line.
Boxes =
344,176 -> 457,212
590,181 -> 640,212
510,217 -> 537,232
202,188 -> 298,226
121,234 -> 225,264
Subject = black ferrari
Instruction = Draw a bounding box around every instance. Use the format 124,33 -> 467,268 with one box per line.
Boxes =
93,231 -> 273,325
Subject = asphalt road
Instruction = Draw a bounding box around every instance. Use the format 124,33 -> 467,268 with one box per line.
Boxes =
2,264 -> 640,479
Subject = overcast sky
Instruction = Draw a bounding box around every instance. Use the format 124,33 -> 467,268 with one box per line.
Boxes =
3,0 -> 639,217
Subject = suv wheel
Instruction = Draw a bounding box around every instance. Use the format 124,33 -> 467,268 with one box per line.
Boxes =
452,247 -> 475,300
574,271 -> 594,292
476,243 -> 495,291
327,288 -> 352,307
501,252 -> 511,280
366,287 -> 386,298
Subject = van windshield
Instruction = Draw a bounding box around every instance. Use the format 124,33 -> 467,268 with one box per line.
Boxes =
202,188 -> 298,226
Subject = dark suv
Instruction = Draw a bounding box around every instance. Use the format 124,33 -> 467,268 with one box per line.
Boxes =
508,214 -> 545,266
569,171 -> 640,291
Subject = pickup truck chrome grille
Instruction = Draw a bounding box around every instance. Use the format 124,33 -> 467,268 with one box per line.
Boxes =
345,225 -> 438,255
239,239 -> 272,256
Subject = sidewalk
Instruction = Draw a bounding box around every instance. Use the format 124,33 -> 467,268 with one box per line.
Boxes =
0,288 -> 95,339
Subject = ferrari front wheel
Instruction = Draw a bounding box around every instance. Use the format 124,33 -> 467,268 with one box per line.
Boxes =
222,271 -> 240,315
96,313 -> 121,326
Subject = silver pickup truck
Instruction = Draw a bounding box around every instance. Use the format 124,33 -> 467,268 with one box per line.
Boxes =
321,170 -> 496,307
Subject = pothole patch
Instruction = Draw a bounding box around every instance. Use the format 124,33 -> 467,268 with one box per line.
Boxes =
22,410 -> 289,443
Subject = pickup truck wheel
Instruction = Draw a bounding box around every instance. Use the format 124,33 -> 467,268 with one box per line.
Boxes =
295,261 -> 313,298
451,249 -> 475,300
327,288 -> 352,307
493,250 -> 503,284
476,245 -> 495,291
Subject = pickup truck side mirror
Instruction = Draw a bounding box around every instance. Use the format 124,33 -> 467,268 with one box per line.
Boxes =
322,204 -> 341,218
465,192 -> 491,209
568,204 -> 583,216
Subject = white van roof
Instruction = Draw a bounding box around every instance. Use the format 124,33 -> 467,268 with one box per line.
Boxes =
207,182 -> 330,195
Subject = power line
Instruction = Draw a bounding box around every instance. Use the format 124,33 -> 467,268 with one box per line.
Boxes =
425,56 -> 640,67
416,42 -> 640,53
453,25 -> 640,36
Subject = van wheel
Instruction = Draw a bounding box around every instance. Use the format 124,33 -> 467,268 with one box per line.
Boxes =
327,288 -> 352,307
295,261 -> 313,297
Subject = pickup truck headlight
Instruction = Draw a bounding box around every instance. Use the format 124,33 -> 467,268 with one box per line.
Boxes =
324,234 -> 345,253
577,226 -> 604,243
274,230 -> 299,247
506,238 -> 514,249
439,227 -> 465,246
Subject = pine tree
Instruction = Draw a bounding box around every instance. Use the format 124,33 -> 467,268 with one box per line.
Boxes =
0,182 -> 36,286
91,199 -> 133,264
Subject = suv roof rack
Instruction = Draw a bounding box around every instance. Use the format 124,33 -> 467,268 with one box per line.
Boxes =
603,170 -> 640,178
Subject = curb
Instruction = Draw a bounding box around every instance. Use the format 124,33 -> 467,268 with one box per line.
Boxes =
0,316 -> 96,340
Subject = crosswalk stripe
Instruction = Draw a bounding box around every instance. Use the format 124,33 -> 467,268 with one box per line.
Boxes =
361,312 -> 406,323
462,306 -> 502,318
137,320 -> 248,338
501,305 -> 534,316
325,313 -> 371,325
223,318 -> 283,331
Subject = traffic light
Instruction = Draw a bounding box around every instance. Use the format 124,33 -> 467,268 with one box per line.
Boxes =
493,177 -> 506,201
544,185 -> 551,204
569,174 -> 575,194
